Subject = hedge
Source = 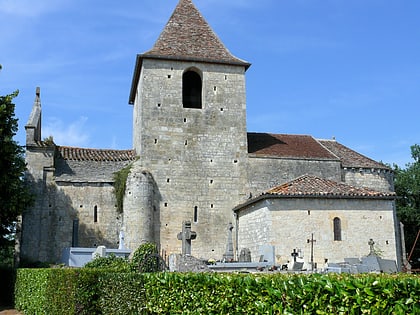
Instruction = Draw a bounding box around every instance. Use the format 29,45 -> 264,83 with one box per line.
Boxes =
15,269 -> 420,314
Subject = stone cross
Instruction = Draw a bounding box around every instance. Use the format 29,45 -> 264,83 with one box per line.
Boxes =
223,222 -> 234,262
307,233 -> 316,271
291,248 -> 299,262
177,220 -> 197,255
368,238 -> 376,256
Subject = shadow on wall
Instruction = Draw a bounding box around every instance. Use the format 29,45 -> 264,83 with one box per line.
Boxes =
18,173 -> 119,266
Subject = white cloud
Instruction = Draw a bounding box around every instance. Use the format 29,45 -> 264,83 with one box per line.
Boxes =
42,116 -> 90,147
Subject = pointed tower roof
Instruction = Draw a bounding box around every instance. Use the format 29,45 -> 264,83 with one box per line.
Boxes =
146,0 -> 249,65
25,87 -> 42,144
129,0 -> 250,104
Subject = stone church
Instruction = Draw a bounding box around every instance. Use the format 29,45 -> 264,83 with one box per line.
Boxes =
19,0 -> 401,269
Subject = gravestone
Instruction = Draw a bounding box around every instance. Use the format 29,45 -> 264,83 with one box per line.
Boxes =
177,220 -> 197,255
239,248 -> 251,262
92,245 -> 106,259
222,222 -> 234,261
258,244 -> 275,263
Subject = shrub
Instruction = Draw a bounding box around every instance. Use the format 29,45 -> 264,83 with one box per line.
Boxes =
15,268 -> 50,314
99,272 -> 146,314
130,242 -> 164,272
84,253 -> 131,271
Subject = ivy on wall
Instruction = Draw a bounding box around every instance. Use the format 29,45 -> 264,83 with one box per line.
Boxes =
113,164 -> 133,213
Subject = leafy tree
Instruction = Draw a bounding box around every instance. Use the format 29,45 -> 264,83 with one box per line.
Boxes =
394,144 -> 420,264
0,89 -> 33,266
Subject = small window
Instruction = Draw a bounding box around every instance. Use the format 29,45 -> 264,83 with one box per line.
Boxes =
333,217 -> 341,241
94,206 -> 98,223
183,70 -> 202,109
193,206 -> 198,223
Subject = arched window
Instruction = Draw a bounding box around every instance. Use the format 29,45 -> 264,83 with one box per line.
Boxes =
183,70 -> 202,109
333,217 -> 341,241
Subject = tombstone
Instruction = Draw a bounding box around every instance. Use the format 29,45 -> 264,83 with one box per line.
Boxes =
92,245 -> 106,259
362,256 -> 381,272
239,248 -> 251,262
222,222 -> 234,261
177,220 -> 196,255
379,259 -> 398,273
258,245 -> 275,263
291,249 -> 299,262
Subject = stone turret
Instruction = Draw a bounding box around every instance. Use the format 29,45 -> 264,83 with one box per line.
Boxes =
123,166 -> 157,250
25,87 -> 42,145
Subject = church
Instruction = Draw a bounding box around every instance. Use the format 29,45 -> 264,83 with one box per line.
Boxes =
19,0 -> 401,269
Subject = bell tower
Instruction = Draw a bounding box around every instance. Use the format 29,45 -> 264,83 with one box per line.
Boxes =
127,0 -> 251,258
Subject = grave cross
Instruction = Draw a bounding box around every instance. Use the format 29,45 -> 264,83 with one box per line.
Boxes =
307,233 -> 316,271
223,222 -> 235,261
177,220 -> 197,255
368,238 -> 376,256
291,249 -> 299,262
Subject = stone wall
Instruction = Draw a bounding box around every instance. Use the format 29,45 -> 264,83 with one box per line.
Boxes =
236,197 -> 399,268
247,157 -> 342,196
130,59 -> 249,259
20,144 -> 127,263
343,167 -> 394,192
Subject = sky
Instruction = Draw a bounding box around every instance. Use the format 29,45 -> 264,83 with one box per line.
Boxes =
1,0 -> 419,167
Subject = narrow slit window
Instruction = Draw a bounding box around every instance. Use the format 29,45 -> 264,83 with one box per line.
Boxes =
333,217 -> 342,241
94,206 -> 98,223
193,206 -> 198,223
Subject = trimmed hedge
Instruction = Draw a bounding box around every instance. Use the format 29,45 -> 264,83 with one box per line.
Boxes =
15,269 -> 420,314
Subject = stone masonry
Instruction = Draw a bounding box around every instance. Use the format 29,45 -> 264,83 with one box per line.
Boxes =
19,0 -> 398,265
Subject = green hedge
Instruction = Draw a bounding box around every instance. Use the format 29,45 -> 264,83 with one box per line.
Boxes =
15,269 -> 420,314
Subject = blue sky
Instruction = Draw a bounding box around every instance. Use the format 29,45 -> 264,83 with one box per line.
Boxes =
1,0 -> 419,167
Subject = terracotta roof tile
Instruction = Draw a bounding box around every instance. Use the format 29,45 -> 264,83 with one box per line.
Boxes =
57,146 -> 136,162
319,139 -> 389,170
144,0 -> 249,66
247,133 -> 338,160
266,174 -> 395,198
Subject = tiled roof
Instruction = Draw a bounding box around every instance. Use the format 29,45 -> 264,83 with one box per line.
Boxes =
266,175 -> 395,198
57,146 -> 136,162
233,174 -> 395,211
247,133 -> 338,160
144,0 -> 249,67
319,139 -> 389,170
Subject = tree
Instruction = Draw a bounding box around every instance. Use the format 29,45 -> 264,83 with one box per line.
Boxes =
394,144 -> 420,265
0,90 -> 33,266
